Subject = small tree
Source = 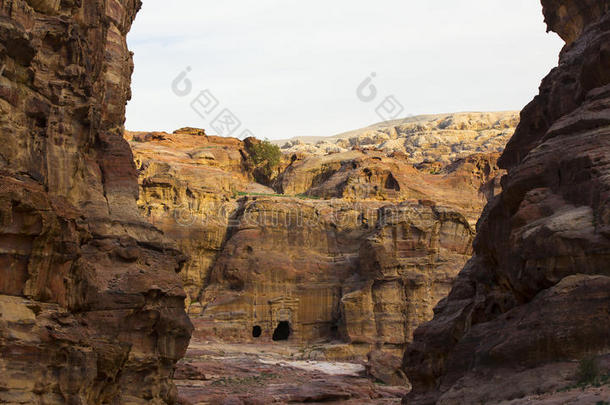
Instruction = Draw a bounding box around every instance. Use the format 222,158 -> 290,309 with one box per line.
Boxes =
247,139 -> 281,180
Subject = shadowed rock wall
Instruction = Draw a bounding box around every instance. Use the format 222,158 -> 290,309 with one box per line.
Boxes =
402,1 -> 610,403
0,1 -> 192,403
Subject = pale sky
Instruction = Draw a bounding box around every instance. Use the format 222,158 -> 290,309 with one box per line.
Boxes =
125,0 -> 564,140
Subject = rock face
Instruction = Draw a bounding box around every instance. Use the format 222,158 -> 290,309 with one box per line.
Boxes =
402,1 -> 610,403
198,198 -> 474,352
129,122 -> 509,361
0,2 -> 192,404
275,151 -> 503,225
127,129 -> 263,312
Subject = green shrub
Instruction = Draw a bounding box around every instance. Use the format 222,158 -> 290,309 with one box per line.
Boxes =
247,139 -> 281,178
577,356 -> 600,385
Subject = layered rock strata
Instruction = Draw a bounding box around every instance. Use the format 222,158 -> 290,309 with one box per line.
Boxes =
129,124 -> 508,359
402,1 -> 610,403
198,197 -> 474,352
0,1 -> 192,404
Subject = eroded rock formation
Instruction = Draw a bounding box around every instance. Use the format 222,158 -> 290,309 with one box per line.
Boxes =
129,120 -> 509,362
402,1 -> 610,403
198,198 -> 474,353
276,111 -> 518,163
0,1 -> 192,403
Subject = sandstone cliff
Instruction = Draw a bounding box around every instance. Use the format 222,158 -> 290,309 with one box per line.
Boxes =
129,119 -> 509,363
0,1 -> 191,404
402,1 -> 610,403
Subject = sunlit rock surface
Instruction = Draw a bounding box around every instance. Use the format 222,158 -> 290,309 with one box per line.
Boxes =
128,120 -> 508,364
275,111 -> 518,164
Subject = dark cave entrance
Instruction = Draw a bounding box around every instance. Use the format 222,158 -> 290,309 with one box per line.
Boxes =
272,321 -> 291,341
384,173 -> 400,191
252,325 -> 262,338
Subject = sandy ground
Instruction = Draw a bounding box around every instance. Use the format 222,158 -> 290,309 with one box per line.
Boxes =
175,341 -> 610,405
175,340 -> 407,405
257,358 -> 365,377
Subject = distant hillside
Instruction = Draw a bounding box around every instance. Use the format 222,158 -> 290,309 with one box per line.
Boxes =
273,111 -> 519,164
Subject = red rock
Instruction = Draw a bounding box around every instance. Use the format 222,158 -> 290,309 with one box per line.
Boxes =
0,1 -> 192,403
129,127 -> 512,383
402,2 -> 610,403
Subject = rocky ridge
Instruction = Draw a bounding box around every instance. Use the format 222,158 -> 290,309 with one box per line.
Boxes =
0,1 -> 192,404
402,1 -> 610,403
128,114 -> 511,366
275,111 -> 518,164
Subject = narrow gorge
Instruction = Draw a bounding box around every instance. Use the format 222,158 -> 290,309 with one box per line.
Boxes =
0,1 -> 608,405
127,113 -> 516,402
128,113 -> 515,360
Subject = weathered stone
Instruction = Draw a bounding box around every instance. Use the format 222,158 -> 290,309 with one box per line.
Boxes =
402,1 -> 610,403
130,125 -> 508,368
275,111 -> 518,164
0,1 -> 192,403
367,350 -> 411,387
197,198 -> 474,349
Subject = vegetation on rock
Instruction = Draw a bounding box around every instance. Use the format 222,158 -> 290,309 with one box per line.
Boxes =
247,139 -> 282,181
